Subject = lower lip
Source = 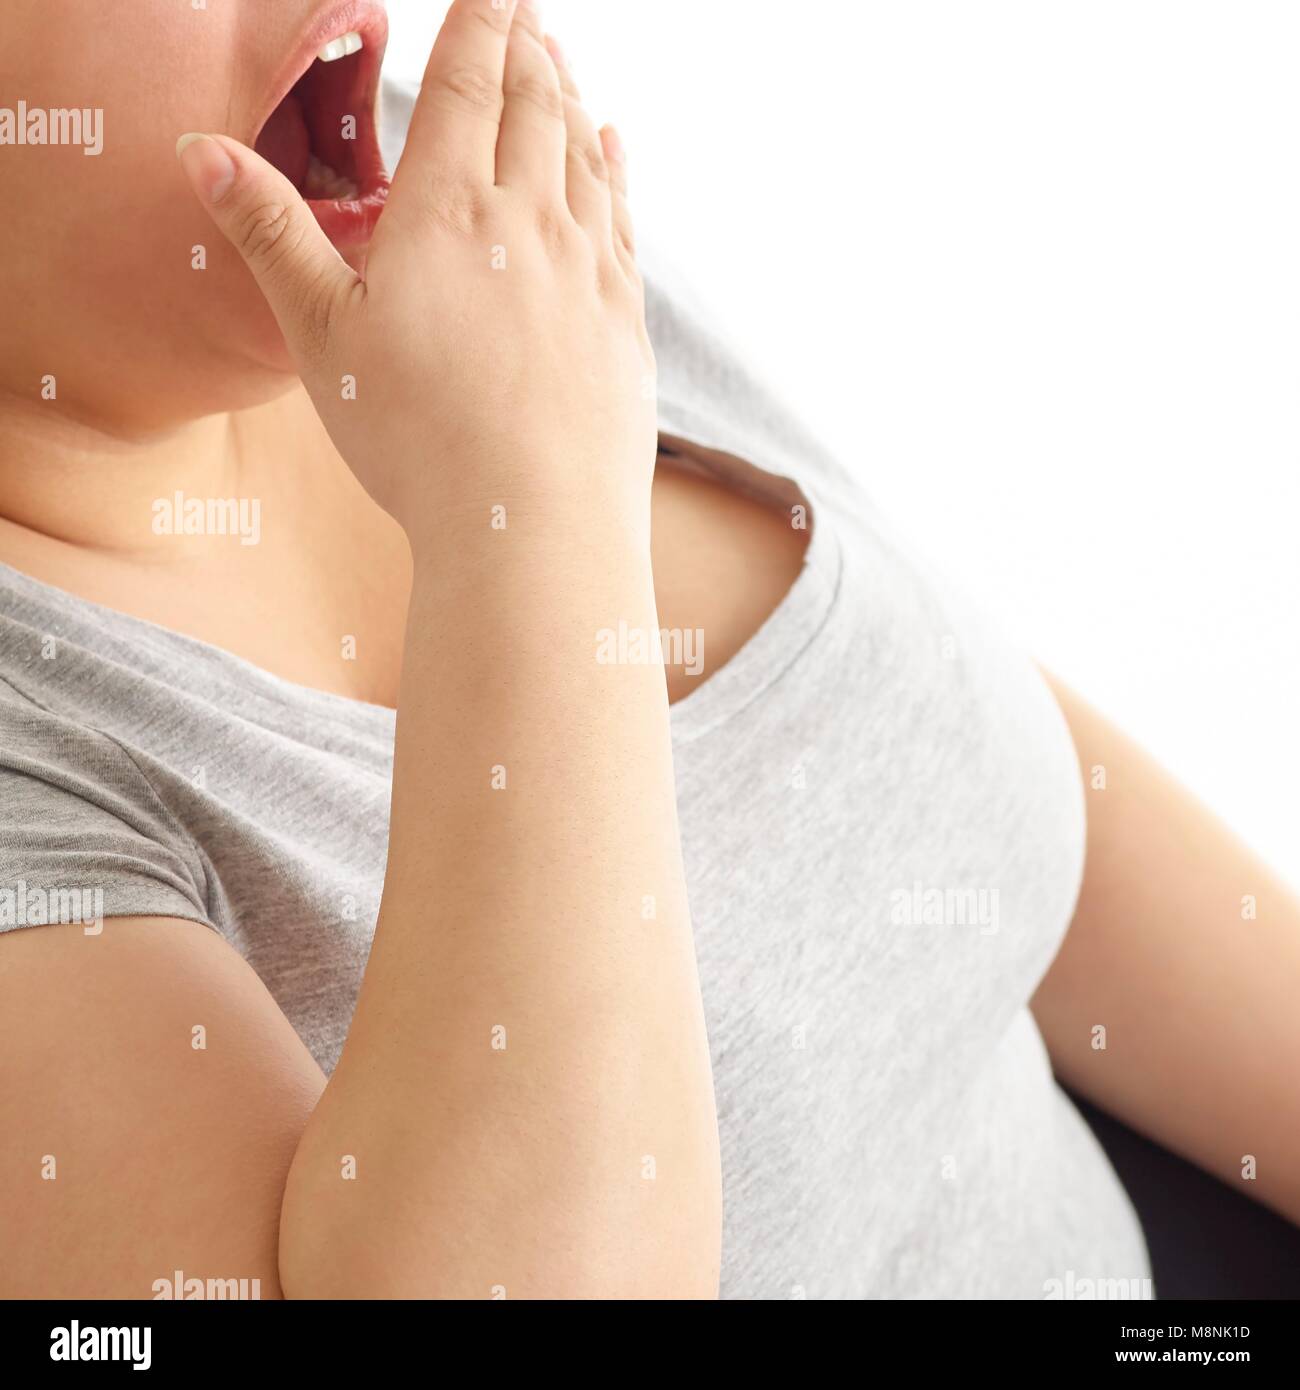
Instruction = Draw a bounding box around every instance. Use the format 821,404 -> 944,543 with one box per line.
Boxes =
307,181 -> 390,251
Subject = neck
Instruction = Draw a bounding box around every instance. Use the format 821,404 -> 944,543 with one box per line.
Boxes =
0,384 -> 334,562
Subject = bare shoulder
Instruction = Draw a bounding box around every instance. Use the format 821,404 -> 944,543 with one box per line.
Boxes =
0,917 -> 324,1298
651,452 -> 811,706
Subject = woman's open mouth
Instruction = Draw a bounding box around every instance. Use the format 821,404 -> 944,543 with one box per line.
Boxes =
252,4 -> 390,254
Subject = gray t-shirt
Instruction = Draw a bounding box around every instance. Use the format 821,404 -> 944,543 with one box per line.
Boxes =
0,83 -> 1150,1297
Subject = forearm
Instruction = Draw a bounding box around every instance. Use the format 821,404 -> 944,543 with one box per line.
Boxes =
280,513 -> 722,1298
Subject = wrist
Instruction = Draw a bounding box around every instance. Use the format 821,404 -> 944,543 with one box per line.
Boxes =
402,483 -> 653,575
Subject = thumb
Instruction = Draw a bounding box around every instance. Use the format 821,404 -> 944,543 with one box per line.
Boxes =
175,132 -> 358,362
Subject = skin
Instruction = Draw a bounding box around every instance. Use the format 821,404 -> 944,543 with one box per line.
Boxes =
1032,678 -> 1300,1229
0,0 -> 1296,1299
0,0 -> 798,1298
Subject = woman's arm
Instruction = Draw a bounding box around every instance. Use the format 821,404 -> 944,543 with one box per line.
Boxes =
278,515 -> 718,1298
0,0 -> 720,1299
1032,675 -> 1300,1226
0,919 -> 324,1299
187,0 -> 720,1300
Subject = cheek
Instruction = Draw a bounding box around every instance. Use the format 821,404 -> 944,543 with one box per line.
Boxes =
4,3 -> 298,395
20,144 -> 296,389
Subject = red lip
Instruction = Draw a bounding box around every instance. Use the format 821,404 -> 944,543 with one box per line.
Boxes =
252,0 -> 391,254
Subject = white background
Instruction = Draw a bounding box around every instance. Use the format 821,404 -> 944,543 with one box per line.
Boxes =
385,1 -> 1300,883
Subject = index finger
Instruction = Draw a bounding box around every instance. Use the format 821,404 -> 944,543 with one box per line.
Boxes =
392,0 -> 520,200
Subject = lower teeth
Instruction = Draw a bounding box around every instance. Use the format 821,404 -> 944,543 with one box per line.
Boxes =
303,154 -> 359,201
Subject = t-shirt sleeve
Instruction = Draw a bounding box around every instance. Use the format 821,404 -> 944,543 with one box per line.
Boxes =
0,684 -> 213,935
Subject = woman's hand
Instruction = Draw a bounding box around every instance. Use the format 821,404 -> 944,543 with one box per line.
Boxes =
178,0 -> 656,550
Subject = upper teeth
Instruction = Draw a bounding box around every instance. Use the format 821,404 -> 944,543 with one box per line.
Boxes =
317,32 -> 363,63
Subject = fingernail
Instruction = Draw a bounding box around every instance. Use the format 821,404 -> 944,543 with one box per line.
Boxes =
605,126 -> 625,162
175,132 -> 236,203
545,34 -> 567,68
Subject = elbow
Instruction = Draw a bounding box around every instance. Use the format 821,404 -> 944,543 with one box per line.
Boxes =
279,1201 -> 722,1300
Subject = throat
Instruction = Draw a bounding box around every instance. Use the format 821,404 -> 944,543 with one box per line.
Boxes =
0,387 -> 412,707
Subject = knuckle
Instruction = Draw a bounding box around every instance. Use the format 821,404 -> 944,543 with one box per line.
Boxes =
291,269 -> 350,366
532,203 -> 577,258
422,180 -> 493,237
234,199 -> 301,270
462,0 -> 513,38
509,9 -> 545,47
602,253 -> 644,308
615,217 -> 637,258
593,249 -> 633,301
435,64 -> 506,119
505,71 -> 565,122
568,138 -> 609,184
596,260 -> 621,300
